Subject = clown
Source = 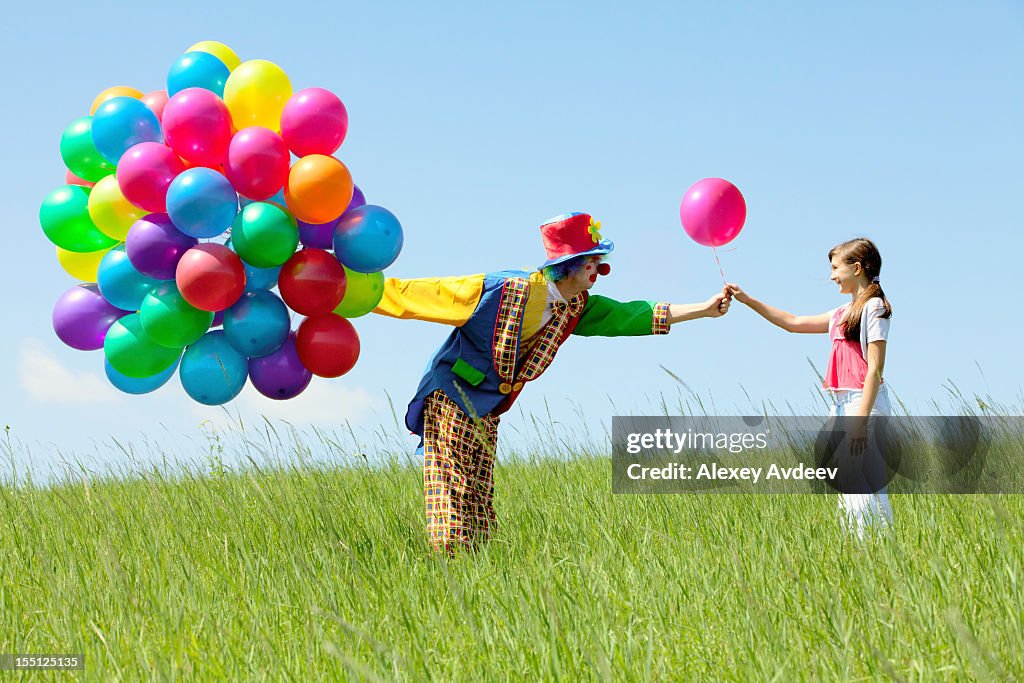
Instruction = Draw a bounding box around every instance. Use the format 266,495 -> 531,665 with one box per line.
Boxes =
372,213 -> 731,554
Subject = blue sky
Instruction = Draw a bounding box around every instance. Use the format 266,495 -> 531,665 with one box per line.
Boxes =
4,1 -> 1023,478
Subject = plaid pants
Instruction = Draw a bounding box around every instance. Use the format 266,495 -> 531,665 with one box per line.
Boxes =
422,389 -> 501,554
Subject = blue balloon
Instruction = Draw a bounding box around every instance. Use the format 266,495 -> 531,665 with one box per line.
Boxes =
179,330 -> 248,405
167,51 -> 231,97
223,291 -> 290,358
97,244 -> 161,311
91,96 -> 163,164
243,262 -> 281,292
166,168 -> 239,238
333,205 -> 404,273
105,357 -> 179,394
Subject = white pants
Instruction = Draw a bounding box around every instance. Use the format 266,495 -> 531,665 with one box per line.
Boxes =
829,385 -> 893,538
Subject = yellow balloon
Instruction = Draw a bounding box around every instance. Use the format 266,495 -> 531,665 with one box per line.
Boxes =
56,245 -> 111,282
187,40 -> 241,72
87,175 -> 145,241
90,86 -> 144,115
223,59 -> 292,132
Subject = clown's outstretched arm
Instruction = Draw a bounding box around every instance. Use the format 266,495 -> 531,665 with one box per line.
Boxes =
572,287 -> 731,337
371,273 -> 486,326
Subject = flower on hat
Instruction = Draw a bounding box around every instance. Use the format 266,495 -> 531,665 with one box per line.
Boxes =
587,217 -> 602,244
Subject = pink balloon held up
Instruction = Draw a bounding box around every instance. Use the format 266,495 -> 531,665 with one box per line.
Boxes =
679,177 -> 747,248
280,88 -> 349,157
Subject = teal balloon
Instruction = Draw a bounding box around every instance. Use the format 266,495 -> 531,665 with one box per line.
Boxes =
223,290 -> 290,358
105,357 -> 179,394
104,313 -> 182,378
97,244 -> 160,311
139,281 -> 215,348
40,185 -> 118,253
179,330 -> 248,405
232,202 -> 298,268
60,117 -> 116,182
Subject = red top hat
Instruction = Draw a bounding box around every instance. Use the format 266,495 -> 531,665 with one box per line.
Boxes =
539,212 -> 614,268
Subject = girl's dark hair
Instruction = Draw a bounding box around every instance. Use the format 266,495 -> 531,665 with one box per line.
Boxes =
541,254 -> 603,283
828,237 -> 892,340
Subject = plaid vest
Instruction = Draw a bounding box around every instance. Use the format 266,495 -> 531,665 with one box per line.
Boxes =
404,269 -> 587,440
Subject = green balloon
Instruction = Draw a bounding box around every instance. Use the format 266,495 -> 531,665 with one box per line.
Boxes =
140,282 -> 215,348
232,202 -> 299,268
60,116 -> 116,182
333,266 -> 385,318
104,313 -> 182,378
39,185 -> 119,253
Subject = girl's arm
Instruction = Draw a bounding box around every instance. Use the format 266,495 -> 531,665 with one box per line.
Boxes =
725,283 -> 830,333
856,341 -> 887,417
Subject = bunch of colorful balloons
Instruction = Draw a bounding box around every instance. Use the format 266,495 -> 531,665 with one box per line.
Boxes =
42,41 -> 402,405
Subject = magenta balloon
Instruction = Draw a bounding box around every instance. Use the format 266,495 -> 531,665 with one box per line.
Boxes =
224,127 -> 289,201
117,142 -> 187,213
52,283 -> 130,351
280,88 -> 349,157
125,213 -> 198,280
162,88 -> 233,168
248,333 -> 312,400
679,178 -> 747,248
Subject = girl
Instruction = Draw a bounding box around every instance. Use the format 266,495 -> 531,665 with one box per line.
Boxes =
726,238 -> 893,538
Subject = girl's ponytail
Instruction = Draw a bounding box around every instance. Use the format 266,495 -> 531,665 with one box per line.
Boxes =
828,238 -> 892,341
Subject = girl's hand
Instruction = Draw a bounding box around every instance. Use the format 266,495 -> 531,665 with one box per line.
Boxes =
724,282 -> 751,304
849,416 -> 869,456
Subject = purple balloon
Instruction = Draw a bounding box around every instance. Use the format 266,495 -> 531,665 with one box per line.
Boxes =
297,184 -> 365,249
248,333 -> 312,400
125,213 -> 198,280
212,310 -> 225,328
52,284 -> 131,351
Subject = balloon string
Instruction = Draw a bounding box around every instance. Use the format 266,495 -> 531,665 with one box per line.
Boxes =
713,246 -> 727,286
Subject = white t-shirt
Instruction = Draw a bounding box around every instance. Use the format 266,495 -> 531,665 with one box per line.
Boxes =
828,297 -> 890,360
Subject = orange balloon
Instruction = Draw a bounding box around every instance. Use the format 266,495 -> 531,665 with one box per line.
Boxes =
90,86 -> 144,114
284,155 -> 353,224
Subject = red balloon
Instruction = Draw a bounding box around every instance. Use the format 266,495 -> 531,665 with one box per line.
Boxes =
175,244 -> 246,312
296,314 -> 360,378
224,127 -> 290,201
163,88 -> 233,168
278,249 -> 347,316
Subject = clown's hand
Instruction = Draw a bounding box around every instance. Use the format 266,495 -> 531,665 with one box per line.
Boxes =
705,291 -> 731,318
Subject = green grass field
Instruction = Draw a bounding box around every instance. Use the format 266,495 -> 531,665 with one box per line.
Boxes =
1,421 -> 1022,681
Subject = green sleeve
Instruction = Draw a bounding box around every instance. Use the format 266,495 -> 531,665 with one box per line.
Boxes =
572,295 -> 665,337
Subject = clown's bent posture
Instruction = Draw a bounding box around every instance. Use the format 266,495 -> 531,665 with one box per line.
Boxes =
371,213 -> 730,554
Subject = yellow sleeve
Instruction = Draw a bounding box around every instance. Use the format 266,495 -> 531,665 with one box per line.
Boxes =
371,274 -> 486,326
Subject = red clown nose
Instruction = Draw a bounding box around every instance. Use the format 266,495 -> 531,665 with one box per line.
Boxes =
597,263 -> 611,276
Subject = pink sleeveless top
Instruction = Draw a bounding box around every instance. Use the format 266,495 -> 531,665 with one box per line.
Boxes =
823,305 -> 881,391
